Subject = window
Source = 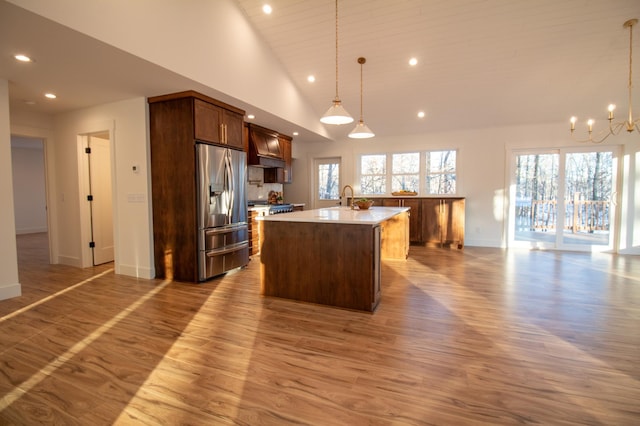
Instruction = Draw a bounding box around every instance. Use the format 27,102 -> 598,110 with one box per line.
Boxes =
360,154 -> 386,194
318,162 -> 340,200
392,152 -> 419,192
426,150 -> 456,194
358,149 -> 457,195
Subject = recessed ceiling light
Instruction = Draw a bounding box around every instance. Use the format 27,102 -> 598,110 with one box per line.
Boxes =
409,57 -> 418,66
307,75 -> 315,83
293,132 -> 299,136
247,114 -> 255,119
262,4 -> 272,14
417,111 -> 425,118
14,54 -> 32,62
45,93 -> 57,99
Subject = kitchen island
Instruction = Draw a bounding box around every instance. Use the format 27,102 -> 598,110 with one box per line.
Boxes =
258,206 -> 409,311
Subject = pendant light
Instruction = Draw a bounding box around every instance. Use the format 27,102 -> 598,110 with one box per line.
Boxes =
349,57 -> 375,138
320,0 -> 353,125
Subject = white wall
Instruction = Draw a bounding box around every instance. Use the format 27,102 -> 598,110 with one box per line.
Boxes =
290,121 -> 639,252
11,139 -> 47,234
52,97 -> 154,277
0,79 -> 20,300
9,0 -> 327,140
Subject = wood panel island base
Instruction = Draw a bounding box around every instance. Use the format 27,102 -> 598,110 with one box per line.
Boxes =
259,207 -> 409,312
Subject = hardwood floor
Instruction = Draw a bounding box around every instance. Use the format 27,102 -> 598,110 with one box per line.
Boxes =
1,233 -> 639,425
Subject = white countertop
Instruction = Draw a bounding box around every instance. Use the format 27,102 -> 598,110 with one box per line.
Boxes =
258,206 -> 409,225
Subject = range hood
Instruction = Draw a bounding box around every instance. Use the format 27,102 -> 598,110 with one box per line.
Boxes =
247,125 -> 286,168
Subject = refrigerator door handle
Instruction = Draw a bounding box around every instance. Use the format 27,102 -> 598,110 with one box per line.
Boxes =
226,150 -> 235,223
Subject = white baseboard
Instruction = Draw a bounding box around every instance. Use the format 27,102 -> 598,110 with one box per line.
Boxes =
57,255 -> 83,268
0,282 -> 22,301
116,263 -> 155,280
16,227 -> 48,235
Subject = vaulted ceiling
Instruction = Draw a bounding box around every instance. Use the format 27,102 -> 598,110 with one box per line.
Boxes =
2,0 -> 639,142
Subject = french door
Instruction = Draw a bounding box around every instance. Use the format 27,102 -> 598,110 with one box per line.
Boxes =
508,146 -> 619,252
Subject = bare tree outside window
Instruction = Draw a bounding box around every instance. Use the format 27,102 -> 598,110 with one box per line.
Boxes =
426,150 -> 456,194
361,154 -> 386,194
392,153 -> 419,192
318,163 -> 340,200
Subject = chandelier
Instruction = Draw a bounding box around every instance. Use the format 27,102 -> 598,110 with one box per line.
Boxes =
570,18 -> 639,143
320,0 -> 354,125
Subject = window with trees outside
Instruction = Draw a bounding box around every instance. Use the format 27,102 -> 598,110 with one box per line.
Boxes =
426,150 -> 456,194
360,154 -> 386,194
359,149 -> 457,195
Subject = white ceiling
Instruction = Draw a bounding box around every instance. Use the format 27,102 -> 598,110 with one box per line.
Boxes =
2,0 -> 640,142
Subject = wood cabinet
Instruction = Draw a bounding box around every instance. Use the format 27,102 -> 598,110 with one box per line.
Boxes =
149,90 -> 245,150
377,197 -> 465,248
263,167 -> 284,184
193,98 -> 244,149
280,136 -> 292,183
148,91 -> 245,281
261,135 -> 293,184
421,198 -> 465,249
260,221 -> 382,311
246,123 -> 292,183
381,198 -> 422,243
248,210 -> 260,256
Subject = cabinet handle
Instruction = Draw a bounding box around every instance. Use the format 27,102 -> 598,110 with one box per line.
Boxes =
220,124 -> 225,143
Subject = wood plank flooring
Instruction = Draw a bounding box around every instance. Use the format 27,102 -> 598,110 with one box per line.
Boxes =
1,233 -> 639,425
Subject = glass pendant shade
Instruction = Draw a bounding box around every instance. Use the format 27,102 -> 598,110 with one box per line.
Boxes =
348,120 -> 375,138
321,100 -> 354,125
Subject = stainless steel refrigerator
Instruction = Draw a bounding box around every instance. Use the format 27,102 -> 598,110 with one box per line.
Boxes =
196,143 -> 249,281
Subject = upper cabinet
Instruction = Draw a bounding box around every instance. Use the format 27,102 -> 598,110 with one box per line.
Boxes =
279,136 -> 292,183
247,124 -> 293,183
149,91 -> 245,150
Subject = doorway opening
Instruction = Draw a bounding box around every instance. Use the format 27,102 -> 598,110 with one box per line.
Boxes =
11,135 -> 51,266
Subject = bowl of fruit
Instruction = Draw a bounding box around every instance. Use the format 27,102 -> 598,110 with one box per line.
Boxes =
354,198 -> 374,210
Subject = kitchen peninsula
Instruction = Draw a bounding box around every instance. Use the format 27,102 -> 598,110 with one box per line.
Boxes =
258,206 -> 409,311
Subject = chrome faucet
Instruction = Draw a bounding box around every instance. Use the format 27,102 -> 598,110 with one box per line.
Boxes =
340,185 -> 355,209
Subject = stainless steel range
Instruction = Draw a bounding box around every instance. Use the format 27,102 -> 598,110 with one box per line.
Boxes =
248,201 -> 294,215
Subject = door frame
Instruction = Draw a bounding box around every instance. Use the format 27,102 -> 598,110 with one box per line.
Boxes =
10,135 -> 53,263
312,157 -> 342,209
506,145 -> 621,252
77,122 -> 116,268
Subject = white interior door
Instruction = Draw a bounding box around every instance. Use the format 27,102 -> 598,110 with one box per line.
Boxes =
313,157 -> 342,209
87,134 -> 114,265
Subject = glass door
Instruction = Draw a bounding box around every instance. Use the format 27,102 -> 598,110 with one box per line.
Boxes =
509,147 -> 618,252
314,157 -> 342,209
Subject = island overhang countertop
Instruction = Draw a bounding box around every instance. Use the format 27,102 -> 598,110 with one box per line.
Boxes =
258,206 -> 409,225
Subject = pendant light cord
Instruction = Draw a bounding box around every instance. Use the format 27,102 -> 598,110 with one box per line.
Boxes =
628,20 -> 634,124
334,0 -> 340,101
359,59 -> 364,121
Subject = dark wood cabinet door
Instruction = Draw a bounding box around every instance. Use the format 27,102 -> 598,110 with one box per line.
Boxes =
194,99 -> 222,143
264,167 -> 285,183
223,109 -> 244,149
443,198 -> 465,248
403,198 -> 422,243
266,133 -> 282,157
380,198 -> 401,207
280,137 -> 292,183
421,198 -> 443,244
